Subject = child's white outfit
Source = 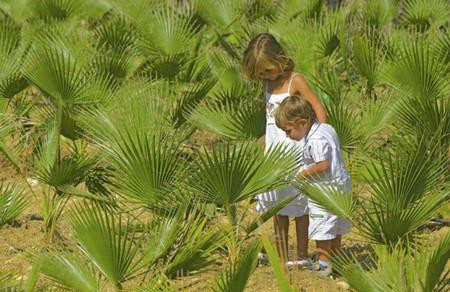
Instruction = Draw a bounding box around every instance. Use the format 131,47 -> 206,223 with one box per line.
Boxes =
255,73 -> 308,217
300,122 -> 352,240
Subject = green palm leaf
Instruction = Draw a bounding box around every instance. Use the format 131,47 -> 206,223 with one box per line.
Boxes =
333,233 -> 450,292
382,38 -> 450,101
297,181 -> 356,219
37,252 -> 100,292
0,183 -> 28,226
190,142 -> 300,225
164,211 -> 225,278
170,77 -> 217,128
357,136 -> 448,245
352,26 -> 389,95
213,240 -> 261,292
359,0 -> 398,28
193,0 -> 249,30
0,0 -> 33,22
400,0 -> 450,32
69,202 -> 142,289
0,17 -> 28,99
88,124 -> 188,208
190,85 -> 265,140
261,236 -> 296,292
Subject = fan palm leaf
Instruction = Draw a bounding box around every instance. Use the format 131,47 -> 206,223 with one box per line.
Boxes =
261,235 -> 296,292
193,0 -> 249,30
81,111 -> 188,208
190,142 -> 300,225
357,136 -> 448,245
296,182 -> 357,219
23,28 -> 115,140
333,233 -> 450,292
0,17 -> 28,99
170,77 -> 217,128
37,252 -> 101,292
115,2 -> 199,80
69,202 -> 143,289
382,38 -> 450,101
360,0 -> 398,28
163,211 -> 225,278
0,183 -> 28,226
212,240 -> 260,292
190,85 -> 265,140
351,26 -> 390,95
399,0 -> 450,32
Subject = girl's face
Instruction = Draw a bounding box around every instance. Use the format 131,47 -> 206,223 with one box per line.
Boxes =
257,64 -> 281,81
282,120 -> 310,141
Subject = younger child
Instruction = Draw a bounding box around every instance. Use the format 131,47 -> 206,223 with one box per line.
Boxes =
242,33 -> 327,265
274,95 -> 351,276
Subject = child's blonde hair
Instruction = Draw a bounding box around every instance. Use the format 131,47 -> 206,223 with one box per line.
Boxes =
275,95 -> 317,129
242,33 -> 295,81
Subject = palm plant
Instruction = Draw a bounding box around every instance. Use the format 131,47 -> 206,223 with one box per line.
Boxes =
359,0 -> 398,28
399,0 -> 450,33
213,240 -> 261,292
114,1 -> 201,81
0,17 -> 28,100
0,183 -> 28,226
190,84 -> 265,140
36,202 -> 225,290
333,233 -> 450,292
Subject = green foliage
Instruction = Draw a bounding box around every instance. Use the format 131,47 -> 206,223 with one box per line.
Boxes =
333,233 -> 450,292
213,240 -> 261,292
0,183 -> 28,226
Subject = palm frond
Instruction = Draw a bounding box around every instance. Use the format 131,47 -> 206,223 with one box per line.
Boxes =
37,252 -> 100,292
382,37 -> 450,101
190,85 -> 265,140
0,17 -> 28,99
357,136 -> 448,245
0,183 -> 28,226
99,128 -> 188,208
69,202 -> 142,289
191,142 -> 300,206
261,235 -> 296,292
333,233 -> 450,292
360,0 -> 398,28
399,0 -> 450,32
213,240 -> 260,292
170,77 -> 217,128
297,181 -> 356,219
193,0 -> 249,30
164,210 -> 225,278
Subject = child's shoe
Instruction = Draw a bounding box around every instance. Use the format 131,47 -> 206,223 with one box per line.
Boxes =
257,252 -> 269,265
314,260 -> 333,277
286,257 -> 313,268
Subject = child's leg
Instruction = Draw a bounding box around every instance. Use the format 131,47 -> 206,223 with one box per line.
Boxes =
273,215 -> 289,262
315,239 -> 332,261
330,235 -> 342,255
294,215 -> 309,258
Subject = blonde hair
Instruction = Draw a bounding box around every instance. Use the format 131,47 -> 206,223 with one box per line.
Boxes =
242,33 -> 295,81
275,95 -> 317,129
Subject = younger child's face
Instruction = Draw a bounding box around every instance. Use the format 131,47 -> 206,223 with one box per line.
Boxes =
282,120 -> 310,141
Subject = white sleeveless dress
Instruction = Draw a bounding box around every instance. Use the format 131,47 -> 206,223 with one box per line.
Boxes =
255,74 -> 309,217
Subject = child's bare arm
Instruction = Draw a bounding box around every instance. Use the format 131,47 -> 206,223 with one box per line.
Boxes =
291,74 -> 327,123
298,160 -> 329,179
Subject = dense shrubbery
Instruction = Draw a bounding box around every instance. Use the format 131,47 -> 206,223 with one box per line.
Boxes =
0,0 -> 448,291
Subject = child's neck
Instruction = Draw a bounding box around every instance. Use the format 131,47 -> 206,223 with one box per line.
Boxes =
267,74 -> 291,91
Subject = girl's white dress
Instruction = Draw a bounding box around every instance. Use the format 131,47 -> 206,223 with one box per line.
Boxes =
255,74 -> 309,217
